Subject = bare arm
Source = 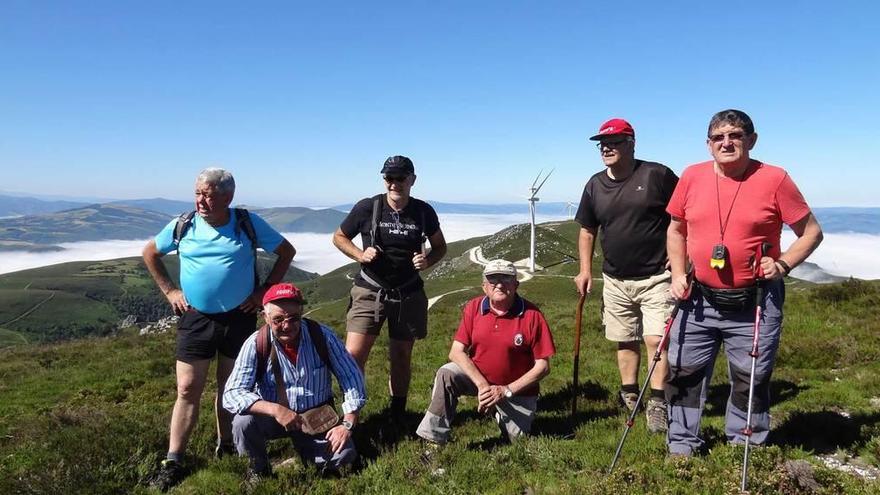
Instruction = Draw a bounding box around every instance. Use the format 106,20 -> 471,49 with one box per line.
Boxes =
332,227 -> 379,264
505,358 -> 550,396
760,212 -> 824,279
573,226 -> 597,296
239,239 -> 297,313
414,229 -> 448,271
448,340 -> 491,390
667,217 -> 690,299
142,239 -> 188,315
246,399 -> 302,431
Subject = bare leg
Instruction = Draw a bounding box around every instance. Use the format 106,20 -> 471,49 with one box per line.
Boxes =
168,359 -> 211,454
215,355 -> 236,444
617,341 -> 641,385
345,332 -> 378,371
644,335 -> 668,390
388,338 -> 415,398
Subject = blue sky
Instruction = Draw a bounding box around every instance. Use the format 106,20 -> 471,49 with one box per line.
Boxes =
1,1 -> 877,207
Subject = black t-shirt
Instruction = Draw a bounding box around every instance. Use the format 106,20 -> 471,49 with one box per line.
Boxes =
340,195 -> 441,289
575,160 -> 679,278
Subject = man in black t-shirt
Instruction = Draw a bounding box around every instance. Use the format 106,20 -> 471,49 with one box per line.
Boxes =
574,118 -> 679,434
333,155 -> 447,422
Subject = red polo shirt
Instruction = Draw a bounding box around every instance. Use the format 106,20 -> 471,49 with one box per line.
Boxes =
454,295 -> 555,396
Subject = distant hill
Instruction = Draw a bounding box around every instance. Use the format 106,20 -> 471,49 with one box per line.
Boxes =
108,198 -> 192,217
0,253 -> 317,345
0,194 -> 86,217
252,206 -> 346,233
334,200 -> 572,216
0,204 -> 170,245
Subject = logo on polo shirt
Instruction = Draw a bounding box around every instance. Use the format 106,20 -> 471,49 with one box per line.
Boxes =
513,333 -> 524,346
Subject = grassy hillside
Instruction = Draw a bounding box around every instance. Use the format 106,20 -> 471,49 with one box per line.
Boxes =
0,221 -> 878,494
0,254 -> 317,346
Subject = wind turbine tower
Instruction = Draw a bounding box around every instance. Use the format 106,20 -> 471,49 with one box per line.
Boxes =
527,169 -> 553,273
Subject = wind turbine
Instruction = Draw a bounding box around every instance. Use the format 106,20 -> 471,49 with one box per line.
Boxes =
527,169 -> 553,273
565,201 -> 577,219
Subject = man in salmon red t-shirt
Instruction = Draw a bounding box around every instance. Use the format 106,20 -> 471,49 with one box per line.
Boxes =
664,109 -> 823,456
416,260 -> 556,445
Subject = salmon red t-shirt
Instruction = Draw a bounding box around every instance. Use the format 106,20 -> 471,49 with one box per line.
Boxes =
666,160 -> 811,288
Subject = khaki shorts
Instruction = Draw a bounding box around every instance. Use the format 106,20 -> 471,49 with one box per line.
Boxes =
602,271 -> 675,342
346,284 -> 428,341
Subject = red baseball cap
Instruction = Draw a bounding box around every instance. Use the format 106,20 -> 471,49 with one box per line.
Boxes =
262,283 -> 306,306
589,118 -> 635,141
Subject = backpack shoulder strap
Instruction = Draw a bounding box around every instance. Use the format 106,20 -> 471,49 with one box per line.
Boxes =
304,318 -> 331,369
173,211 -> 196,247
233,208 -> 261,287
254,324 -> 272,383
370,194 -> 384,248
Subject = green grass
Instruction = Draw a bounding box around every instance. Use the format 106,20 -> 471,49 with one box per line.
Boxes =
0,221 -> 878,494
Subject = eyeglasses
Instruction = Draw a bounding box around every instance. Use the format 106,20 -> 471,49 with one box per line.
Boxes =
269,313 -> 302,327
595,139 -> 629,149
383,175 -> 409,183
708,132 -> 747,143
485,275 -> 517,285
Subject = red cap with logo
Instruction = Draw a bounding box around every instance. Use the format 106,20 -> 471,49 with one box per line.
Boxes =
262,283 -> 305,306
589,118 -> 635,141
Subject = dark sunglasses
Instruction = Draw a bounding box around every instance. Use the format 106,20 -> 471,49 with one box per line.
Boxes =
383,175 -> 409,183
595,139 -> 629,149
708,132 -> 747,143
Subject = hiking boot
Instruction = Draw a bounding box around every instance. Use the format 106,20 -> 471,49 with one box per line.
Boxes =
243,467 -> 272,493
215,442 -> 236,459
645,397 -> 669,433
619,391 -> 640,412
148,459 -> 185,492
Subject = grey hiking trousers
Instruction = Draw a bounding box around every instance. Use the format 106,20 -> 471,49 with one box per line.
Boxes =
666,279 -> 784,455
416,362 -> 538,444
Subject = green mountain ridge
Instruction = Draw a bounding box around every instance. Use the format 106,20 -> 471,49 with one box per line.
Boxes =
1,221 -> 878,494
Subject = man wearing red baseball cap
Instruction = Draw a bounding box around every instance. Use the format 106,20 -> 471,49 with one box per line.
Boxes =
223,283 -> 366,480
574,118 -> 679,433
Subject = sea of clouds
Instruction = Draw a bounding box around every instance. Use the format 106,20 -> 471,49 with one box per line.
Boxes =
2,213 -> 878,280
0,213 -> 566,276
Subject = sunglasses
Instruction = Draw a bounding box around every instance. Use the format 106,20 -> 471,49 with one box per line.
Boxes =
708,132 -> 747,143
485,274 -> 517,285
269,314 -> 302,326
383,175 -> 409,183
595,139 -> 629,149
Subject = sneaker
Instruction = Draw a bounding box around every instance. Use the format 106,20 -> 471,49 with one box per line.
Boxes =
148,459 -> 185,492
645,397 -> 669,433
215,443 -> 236,459
619,391 -> 640,412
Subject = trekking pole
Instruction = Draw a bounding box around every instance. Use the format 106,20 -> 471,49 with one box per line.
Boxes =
608,297 -> 683,474
741,242 -> 771,492
571,291 -> 587,419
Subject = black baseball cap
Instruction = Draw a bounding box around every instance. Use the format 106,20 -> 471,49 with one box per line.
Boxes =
380,155 -> 415,175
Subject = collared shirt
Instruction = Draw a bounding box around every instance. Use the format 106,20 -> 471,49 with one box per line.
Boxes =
454,295 -> 556,396
223,320 -> 366,415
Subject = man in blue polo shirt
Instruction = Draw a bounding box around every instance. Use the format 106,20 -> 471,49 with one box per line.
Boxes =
143,167 -> 295,491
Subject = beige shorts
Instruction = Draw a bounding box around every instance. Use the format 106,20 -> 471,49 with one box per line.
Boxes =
346,284 -> 428,341
602,271 -> 675,342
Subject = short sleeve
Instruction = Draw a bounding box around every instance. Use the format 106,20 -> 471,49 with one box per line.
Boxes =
529,312 -> 556,360
422,202 -> 441,237
247,212 -> 285,253
453,299 -> 478,346
574,182 -> 598,229
666,169 -> 690,219
662,167 -> 680,202
339,198 -> 373,239
154,219 -> 179,254
775,173 -> 811,226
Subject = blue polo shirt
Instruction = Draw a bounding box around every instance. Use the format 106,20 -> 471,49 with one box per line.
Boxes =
155,210 -> 285,314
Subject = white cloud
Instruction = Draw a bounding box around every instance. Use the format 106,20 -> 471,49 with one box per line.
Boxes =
782,231 -> 880,280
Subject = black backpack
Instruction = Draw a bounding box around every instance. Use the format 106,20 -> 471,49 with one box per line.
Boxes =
172,208 -> 260,286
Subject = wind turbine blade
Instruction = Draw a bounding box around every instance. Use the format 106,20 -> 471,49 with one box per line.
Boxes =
534,168 -> 554,194
531,170 -> 544,189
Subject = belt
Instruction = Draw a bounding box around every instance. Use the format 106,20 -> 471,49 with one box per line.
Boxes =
358,270 -> 422,323
695,281 -> 758,314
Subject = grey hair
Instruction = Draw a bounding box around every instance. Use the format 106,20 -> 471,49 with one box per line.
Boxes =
196,167 -> 236,194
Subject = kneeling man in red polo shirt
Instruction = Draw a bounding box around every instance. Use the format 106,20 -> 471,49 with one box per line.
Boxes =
416,259 -> 556,444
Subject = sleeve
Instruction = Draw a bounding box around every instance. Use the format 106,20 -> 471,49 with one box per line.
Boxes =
453,299 -> 477,346
322,325 -> 367,414
666,168 -> 690,219
247,212 -> 284,253
423,202 -> 441,237
662,166 -> 680,203
775,172 -> 811,226
222,334 -> 262,415
339,198 -> 372,239
529,311 -> 556,360
154,219 -> 179,255
574,181 -> 598,229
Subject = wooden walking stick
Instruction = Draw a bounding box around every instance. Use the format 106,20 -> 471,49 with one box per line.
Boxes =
571,291 -> 587,418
